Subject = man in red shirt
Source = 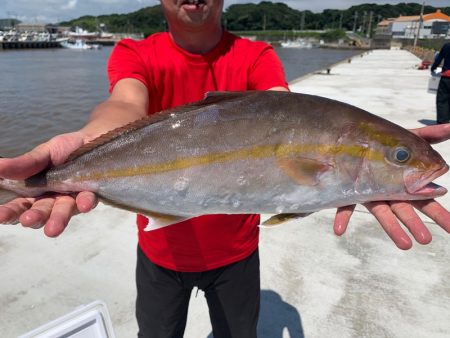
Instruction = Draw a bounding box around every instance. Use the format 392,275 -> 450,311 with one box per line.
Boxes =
1,0 -> 450,337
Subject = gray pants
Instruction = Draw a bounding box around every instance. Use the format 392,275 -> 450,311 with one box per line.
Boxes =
436,76 -> 450,124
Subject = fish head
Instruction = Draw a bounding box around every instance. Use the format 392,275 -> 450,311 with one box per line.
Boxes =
387,143 -> 447,198
341,119 -> 448,201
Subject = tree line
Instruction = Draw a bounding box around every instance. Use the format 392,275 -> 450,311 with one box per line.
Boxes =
59,1 -> 450,37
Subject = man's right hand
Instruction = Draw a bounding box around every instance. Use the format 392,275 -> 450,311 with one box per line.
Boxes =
0,131 -> 98,237
0,79 -> 150,237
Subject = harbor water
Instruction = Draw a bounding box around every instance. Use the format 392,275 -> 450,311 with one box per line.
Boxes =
0,45 -> 360,157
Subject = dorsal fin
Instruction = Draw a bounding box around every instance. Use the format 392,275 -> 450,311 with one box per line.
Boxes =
66,92 -> 252,162
66,116 -> 156,162
165,91 -> 254,114
204,91 -> 256,101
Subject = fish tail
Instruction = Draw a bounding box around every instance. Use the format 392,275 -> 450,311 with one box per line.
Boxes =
0,156 -> 27,204
0,186 -> 20,205
0,172 -> 21,204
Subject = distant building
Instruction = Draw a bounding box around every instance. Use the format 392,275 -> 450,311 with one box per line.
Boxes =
15,23 -> 48,33
375,9 -> 450,39
0,18 -> 19,30
15,23 -> 59,34
375,19 -> 395,36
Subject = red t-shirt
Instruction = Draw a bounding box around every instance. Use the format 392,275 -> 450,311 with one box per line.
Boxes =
107,31 -> 288,272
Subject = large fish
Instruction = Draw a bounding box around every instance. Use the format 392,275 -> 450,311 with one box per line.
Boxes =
0,91 -> 448,229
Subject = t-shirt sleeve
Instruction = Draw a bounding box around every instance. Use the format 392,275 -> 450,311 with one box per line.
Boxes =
248,44 -> 289,90
107,39 -> 150,93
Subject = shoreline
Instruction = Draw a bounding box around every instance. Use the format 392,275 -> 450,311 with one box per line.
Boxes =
289,49 -> 369,84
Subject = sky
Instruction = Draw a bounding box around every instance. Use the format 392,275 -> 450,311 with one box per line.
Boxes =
0,0 -> 448,24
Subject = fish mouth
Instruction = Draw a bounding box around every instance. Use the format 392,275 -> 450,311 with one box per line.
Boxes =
406,164 -> 449,198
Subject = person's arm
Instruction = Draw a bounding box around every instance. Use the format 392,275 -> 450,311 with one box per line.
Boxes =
431,45 -> 445,72
268,86 -> 290,92
334,124 -> 450,249
0,78 -> 149,237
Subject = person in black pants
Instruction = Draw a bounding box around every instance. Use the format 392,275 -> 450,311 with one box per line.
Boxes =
431,42 -> 450,124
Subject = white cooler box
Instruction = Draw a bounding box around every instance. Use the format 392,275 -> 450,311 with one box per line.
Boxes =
428,75 -> 441,94
18,301 -> 116,338
428,67 -> 442,94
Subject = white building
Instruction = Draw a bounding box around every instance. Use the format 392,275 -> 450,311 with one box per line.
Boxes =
376,9 -> 450,39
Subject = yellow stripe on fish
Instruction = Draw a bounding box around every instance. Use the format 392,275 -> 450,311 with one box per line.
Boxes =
359,123 -> 399,147
74,143 -> 388,181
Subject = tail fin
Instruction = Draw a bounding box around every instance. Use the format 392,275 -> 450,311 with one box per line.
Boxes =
1,156 -> 18,204
0,188 -> 20,205
0,173 -> 20,205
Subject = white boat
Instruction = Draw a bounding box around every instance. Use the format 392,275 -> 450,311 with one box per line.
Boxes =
60,39 -> 101,50
68,26 -> 98,39
281,39 -> 313,49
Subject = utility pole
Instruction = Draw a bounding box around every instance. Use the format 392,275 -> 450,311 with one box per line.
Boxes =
353,11 -> 358,32
300,11 -> 305,31
339,12 -> 343,30
413,2 -> 425,48
361,11 -> 367,34
262,13 -> 266,31
367,11 -> 373,38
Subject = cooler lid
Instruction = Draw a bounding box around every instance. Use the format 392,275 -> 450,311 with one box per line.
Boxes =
18,300 -> 116,338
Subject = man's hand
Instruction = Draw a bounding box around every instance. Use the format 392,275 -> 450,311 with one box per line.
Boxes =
0,132 -> 98,237
333,124 -> 450,250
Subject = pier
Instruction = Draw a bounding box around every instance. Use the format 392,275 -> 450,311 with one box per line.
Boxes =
0,41 -> 62,50
2,49 -> 450,337
0,40 -> 117,50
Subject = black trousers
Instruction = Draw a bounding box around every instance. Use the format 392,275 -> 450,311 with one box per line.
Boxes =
136,246 -> 260,338
436,76 -> 450,124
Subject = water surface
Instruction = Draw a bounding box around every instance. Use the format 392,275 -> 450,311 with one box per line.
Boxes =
0,46 -> 360,156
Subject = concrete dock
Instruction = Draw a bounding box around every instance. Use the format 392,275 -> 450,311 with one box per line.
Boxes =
1,49 -> 450,338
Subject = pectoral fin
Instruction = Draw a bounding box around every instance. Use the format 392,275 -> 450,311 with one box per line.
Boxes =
278,157 -> 331,186
260,213 -> 312,227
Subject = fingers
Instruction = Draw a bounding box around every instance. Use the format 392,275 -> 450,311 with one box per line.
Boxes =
19,197 -> 56,229
0,198 -> 34,224
389,201 -> 432,244
338,199 -> 449,250
0,145 -> 51,180
76,191 -> 98,213
19,195 -> 82,237
409,124 -> 450,144
44,196 -> 78,237
373,199 -> 450,247
412,199 -> 450,234
363,201 -> 413,250
0,132 -> 86,180
1,192 -> 94,237
333,205 -> 356,236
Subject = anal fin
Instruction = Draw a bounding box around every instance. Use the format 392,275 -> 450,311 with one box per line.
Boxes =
260,213 -> 312,228
99,197 -> 189,231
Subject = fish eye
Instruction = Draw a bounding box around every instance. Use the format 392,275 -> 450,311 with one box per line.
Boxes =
393,147 -> 410,163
